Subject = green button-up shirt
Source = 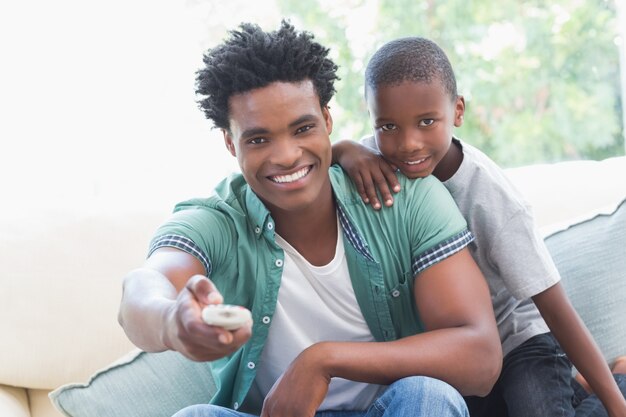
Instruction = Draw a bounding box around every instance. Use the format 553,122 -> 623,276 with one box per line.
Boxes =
149,165 -> 472,410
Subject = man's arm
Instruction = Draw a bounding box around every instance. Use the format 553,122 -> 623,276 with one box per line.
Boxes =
261,248 -> 502,417
533,283 -> 626,417
321,247 -> 501,394
118,247 -> 252,361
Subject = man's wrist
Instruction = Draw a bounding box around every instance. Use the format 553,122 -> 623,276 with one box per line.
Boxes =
160,302 -> 178,351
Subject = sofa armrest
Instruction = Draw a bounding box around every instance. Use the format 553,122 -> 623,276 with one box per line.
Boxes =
0,208 -> 168,390
30,389 -> 64,417
0,384 -> 30,417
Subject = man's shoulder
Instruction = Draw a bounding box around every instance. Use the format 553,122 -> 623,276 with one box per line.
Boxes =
152,174 -> 253,254
173,173 -> 249,213
332,165 -> 452,228
329,164 -> 440,200
329,164 -> 354,189
395,174 -> 450,207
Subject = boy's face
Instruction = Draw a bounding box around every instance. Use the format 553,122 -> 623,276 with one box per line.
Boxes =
223,80 -> 334,214
366,80 -> 464,179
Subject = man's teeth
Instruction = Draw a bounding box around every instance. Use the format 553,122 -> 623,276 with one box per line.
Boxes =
405,157 -> 427,165
271,167 -> 310,183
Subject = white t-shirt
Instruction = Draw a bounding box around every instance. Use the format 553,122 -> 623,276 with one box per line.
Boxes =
244,218 -> 385,412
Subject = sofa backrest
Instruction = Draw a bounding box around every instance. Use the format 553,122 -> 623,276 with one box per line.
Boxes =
1,156 -> 624,391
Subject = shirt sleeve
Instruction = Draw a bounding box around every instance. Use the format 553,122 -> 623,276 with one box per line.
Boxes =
147,205 -> 235,277
488,209 -> 561,299
404,176 -> 474,277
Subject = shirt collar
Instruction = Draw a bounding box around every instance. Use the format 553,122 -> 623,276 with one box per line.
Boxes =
235,165 -> 364,241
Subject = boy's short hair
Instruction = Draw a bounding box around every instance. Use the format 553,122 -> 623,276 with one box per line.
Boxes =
365,37 -> 457,101
196,20 -> 339,130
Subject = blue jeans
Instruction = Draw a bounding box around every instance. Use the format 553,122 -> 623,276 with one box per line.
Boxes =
465,332 -> 626,417
172,376 -> 469,417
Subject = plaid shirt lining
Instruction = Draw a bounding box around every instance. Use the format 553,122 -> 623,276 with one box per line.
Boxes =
412,229 -> 474,276
148,234 -> 212,276
337,206 -> 375,262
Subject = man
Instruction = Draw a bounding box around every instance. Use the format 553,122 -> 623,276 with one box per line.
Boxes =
118,21 -> 501,417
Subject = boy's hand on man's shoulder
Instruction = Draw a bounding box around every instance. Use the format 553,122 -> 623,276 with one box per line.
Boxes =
332,139 -> 399,210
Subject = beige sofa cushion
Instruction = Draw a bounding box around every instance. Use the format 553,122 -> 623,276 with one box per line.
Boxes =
0,384 -> 30,417
0,207 -> 168,389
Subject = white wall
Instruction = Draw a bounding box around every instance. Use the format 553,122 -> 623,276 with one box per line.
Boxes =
0,1 -> 282,213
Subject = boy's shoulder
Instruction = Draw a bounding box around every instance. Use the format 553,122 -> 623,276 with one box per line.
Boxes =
450,138 -> 532,216
451,139 -> 515,189
454,139 -> 503,171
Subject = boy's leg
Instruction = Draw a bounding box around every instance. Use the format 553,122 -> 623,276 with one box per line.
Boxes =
569,356 -> 626,416
498,332 -> 575,417
464,384 -> 507,417
573,356 -> 626,395
575,372 -> 593,394
571,373 -> 626,416
612,356 -> 626,374
172,404 -> 257,417
363,376 -> 468,417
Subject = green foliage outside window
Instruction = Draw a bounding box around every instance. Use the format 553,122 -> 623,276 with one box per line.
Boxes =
277,0 -> 624,167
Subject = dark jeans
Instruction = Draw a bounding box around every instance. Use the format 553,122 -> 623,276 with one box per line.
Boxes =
465,332 -> 626,417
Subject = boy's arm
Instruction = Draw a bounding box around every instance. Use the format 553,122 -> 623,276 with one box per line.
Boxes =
487,209 -> 626,416
533,284 -> 626,416
332,138 -> 400,210
118,247 -> 252,361
260,248 -> 502,417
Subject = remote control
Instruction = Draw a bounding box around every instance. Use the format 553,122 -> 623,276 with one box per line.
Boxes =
201,304 -> 252,330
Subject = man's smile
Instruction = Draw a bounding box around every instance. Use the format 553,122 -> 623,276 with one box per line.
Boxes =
268,165 -> 313,184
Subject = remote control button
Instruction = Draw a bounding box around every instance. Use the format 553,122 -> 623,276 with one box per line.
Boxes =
202,304 -> 252,330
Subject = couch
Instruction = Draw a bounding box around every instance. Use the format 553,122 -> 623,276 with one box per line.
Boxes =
1,156 -> 624,417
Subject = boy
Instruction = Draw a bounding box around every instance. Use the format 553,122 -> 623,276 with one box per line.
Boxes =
332,36 -> 626,416
118,22 -> 502,417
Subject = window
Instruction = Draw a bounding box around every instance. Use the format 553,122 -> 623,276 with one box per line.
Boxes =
274,0 -> 626,167
2,0 -> 623,210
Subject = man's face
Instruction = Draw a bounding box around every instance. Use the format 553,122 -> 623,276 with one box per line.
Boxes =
223,80 -> 333,214
367,80 -> 464,179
